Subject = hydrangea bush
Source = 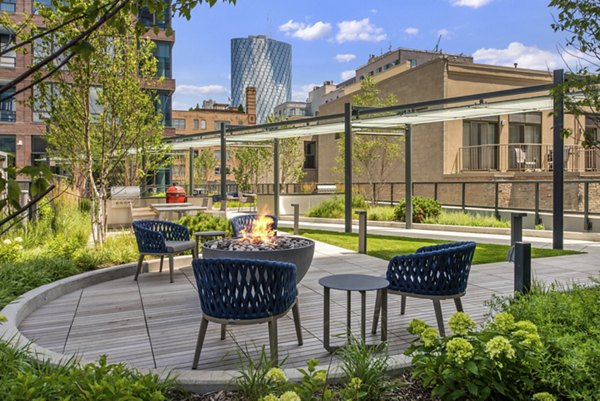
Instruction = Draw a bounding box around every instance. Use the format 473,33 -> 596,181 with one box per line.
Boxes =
406,312 -> 552,401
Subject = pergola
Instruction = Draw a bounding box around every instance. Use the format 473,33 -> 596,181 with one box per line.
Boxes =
166,70 -> 571,249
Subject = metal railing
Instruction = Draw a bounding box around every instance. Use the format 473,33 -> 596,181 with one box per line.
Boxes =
459,143 -> 598,172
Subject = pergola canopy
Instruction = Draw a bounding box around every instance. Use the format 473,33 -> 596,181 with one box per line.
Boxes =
167,93 -> 560,150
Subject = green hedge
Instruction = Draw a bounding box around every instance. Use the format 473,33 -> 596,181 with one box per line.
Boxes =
394,196 -> 442,223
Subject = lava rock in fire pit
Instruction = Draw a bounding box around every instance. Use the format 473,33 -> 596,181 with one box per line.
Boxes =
209,236 -> 312,252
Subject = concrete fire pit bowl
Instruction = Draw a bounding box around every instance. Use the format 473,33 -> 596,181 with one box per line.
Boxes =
202,236 -> 315,283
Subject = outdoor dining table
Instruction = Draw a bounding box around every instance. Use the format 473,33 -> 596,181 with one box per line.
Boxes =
152,205 -> 207,219
150,202 -> 192,208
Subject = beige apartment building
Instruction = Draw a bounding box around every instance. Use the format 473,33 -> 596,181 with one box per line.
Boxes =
316,58 -> 595,184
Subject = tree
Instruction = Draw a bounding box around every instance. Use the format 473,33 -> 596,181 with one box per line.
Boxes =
336,75 -> 403,203
232,145 -> 272,192
550,0 -> 600,148
27,7 -> 168,243
278,137 -> 305,191
194,149 -> 217,186
0,0 -> 236,99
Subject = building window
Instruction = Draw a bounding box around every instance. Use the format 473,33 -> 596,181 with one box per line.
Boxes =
139,0 -> 171,28
153,41 -> 172,78
303,141 -> 316,169
0,135 -> 16,166
31,135 -> 48,166
509,112 -> 542,170
193,119 -> 199,129
0,86 -> 16,122
0,33 -> 16,68
407,58 -> 417,68
171,118 -> 186,130
1,0 -> 16,12
214,120 -> 230,130
201,119 -> 206,129
155,90 -> 172,127
462,117 -> 499,170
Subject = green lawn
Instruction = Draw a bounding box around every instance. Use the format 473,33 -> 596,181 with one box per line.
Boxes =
283,228 -> 580,264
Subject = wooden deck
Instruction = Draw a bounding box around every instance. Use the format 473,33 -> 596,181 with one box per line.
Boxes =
18,240 -> 600,372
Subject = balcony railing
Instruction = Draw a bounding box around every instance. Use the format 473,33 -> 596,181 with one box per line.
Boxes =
459,143 -> 600,173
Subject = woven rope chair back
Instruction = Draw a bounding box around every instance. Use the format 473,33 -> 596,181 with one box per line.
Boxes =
132,220 -> 190,254
230,214 -> 278,238
192,258 -> 297,320
387,241 -> 476,296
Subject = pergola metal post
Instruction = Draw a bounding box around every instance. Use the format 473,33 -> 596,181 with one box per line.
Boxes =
344,102 -> 353,233
552,69 -> 564,249
188,147 -> 194,196
274,138 -> 280,220
220,124 -> 227,212
405,125 -> 413,229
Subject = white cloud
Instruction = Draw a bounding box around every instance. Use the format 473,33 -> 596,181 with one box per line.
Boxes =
450,0 -> 493,8
472,42 -> 588,70
370,9 -> 378,14
176,84 -> 228,96
279,19 -> 332,40
336,18 -> 387,43
292,83 -> 320,101
340,70 -> 355,81
405,27 -> 419,35
335,53 -> 356,63
437,28 -> 450,37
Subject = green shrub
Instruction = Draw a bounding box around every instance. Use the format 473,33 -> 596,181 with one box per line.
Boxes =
394,196 -> 442,223
177,212 -> 231,236
74,233 -> 138,271
0,257 -> 80,309
336,336 -> 389,401
0,342 -> 177,400
366,206 -> 396,221
306,195 -> 367,218
406,311 -> 547,401
498,284 -> 600,400
425,211 -> 510,228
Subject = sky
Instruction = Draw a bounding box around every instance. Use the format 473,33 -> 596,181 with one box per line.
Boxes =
171,0 -> 573,111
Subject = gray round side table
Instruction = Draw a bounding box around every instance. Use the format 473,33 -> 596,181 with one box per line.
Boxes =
194,230 -> 227,256
319,274 -> 388,352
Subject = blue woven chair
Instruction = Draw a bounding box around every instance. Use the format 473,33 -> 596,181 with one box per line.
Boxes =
372,241 -> 476,336
230,214 -> 278,238
132,220 -> 197,283
191,258 -> 302,368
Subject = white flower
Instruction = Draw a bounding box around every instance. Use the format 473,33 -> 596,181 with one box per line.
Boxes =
14,237 -> 23,243
3,239 -> 11,245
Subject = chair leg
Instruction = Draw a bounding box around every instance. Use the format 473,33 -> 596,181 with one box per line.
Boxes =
292,302 -> 303,345
192,247 -> 198,260
134,254 -> 144,281
221,324 -> 226,340
159,255 -> 164,272
169,256 -> 174,283
454,297 -> 464,312
401,295 -> 407,315
432,299 -> 446,337
268,319 -> 278,366
371,289 -> 381,334
192,318 -> 209,369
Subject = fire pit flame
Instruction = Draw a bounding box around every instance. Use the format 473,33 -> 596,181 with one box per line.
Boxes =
240,215 -> 276,244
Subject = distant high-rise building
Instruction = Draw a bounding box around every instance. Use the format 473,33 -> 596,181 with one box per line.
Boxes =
231,35 -> 291,124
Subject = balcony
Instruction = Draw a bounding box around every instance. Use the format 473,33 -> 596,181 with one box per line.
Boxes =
459,143 -> 600,173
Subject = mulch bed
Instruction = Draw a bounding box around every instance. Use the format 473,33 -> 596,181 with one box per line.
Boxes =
173,371 -> 437,401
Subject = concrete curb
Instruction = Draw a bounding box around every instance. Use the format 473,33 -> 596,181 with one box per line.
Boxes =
0,258 -> 411,394
279,215 -> 600,241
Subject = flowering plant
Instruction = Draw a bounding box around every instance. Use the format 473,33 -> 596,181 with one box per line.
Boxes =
406,312 -> 549,401
0,237 -> 24,264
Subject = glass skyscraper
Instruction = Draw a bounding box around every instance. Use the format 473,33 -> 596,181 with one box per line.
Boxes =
231,35 -> 291,124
